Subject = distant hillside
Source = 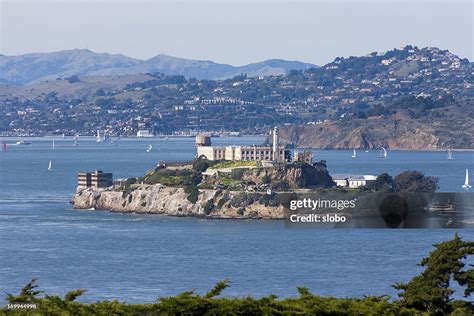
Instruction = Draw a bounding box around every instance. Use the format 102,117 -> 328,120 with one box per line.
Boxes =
0,50 -> 316,85
278,97 -> 474,150
1,45 -> 472,147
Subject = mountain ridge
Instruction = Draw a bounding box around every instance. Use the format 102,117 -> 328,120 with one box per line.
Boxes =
0,49 -> 316,85
1,45 -> 472,150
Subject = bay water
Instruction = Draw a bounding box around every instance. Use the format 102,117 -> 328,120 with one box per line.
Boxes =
0,136 -> 473,303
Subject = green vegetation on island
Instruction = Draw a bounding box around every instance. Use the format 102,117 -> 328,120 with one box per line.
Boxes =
362,171 -> 439,193
106,156 -> 440,219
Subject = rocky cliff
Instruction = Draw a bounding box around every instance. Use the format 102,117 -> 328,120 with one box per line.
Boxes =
72,185 -> 286,219
242,163 -> 335,189
278,109 -> 474,150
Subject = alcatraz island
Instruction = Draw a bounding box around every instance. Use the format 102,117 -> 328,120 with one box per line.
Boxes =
72,127 -> 439,219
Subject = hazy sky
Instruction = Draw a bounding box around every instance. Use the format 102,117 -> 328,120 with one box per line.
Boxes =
1,0 -> 472,65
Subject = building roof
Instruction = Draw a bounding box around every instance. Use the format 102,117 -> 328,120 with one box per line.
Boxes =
332,174 -> 376,181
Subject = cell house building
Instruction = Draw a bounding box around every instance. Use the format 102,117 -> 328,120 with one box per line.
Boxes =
195,127 -> 285,162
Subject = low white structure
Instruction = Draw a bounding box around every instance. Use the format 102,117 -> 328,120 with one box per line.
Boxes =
332,174 -> 377,188
137,129 -> 154,138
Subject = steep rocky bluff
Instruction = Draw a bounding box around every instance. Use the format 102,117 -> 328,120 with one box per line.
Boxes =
242,162 -> 335,189
277,105 -> 474,150
72,162 -> 335,219
73,185 -> 286,219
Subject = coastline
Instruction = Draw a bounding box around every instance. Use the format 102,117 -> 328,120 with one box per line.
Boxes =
72,185 -> 287,220
2,135 -> 474,151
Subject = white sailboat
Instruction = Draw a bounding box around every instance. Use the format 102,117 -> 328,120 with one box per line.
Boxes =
379,147 -> 387,159
48,160 -> 52,171
74,135 -> 79,146
96,130 -> 105,143
447,149 -> 453,160
146,144 -> 153,152
462,168 -> 471,189
52,140 -> 55,149
351,149 -> 356,158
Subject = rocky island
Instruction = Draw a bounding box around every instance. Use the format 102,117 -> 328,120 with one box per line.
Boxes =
72,132 -> 443,223
72,158 -> 335,219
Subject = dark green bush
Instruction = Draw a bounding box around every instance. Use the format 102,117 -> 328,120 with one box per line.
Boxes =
229,193 -> 260,208
230,168 -> 247,180
193,156 -> 215,172
203,201 -> 214,215
185,185 -> 199,203
217,194 -> 229,209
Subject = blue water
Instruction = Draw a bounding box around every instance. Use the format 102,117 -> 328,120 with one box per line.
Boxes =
0,137 -> 473,304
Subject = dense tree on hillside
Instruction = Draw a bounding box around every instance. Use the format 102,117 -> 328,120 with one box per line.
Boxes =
394,171 -> 438,192
362,173 -> 393,192
394,233 -> 474,314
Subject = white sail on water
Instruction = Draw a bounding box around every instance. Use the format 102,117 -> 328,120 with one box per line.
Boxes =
447,149 -> 453,160
462,168 -> 471,189
48,160 -> 52,171
146,144 -> 153,152
379,147 -> 387,158
352,149 -> 356,158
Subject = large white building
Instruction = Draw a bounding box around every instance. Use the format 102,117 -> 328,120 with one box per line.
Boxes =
195,127 -> 285,162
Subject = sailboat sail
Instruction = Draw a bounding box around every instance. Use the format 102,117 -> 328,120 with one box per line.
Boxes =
463,169 -> 471,189
52,140 -> 55,149
447,149 -> 453,160
379,147 -> 387,158
48,160 -> 52,171
96,130 -> 104,142
146,144 -> 153,152
352,149 -> 356,158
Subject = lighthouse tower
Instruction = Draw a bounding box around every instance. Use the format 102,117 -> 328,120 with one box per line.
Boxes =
272,126 -> 279,162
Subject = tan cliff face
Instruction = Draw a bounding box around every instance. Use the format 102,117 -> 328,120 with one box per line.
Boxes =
277,112 -> 474,150
73,185 -> 286,219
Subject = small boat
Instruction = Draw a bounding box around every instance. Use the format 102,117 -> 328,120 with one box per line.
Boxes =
379,147 -> 387,159
16,140 -> 31,145
52,140 -> 55,149
447,149 -> 453,160
462,168 -> 471,189
48,160 -> 52,171
146,144 -> 153,153
351,149 -> 356,158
